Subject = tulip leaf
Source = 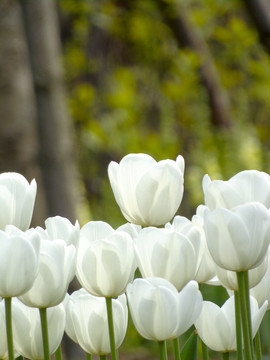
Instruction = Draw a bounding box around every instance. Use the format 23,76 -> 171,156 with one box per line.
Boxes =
180,330 -> 198,360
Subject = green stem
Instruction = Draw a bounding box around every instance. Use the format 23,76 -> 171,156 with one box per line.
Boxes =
237,271 -> 254,360
243,271 -> 253,343
201,338 -> 209,360
234,290 -> 243,360
254,330 -> 262,360
158,341 -> 168,360
105,297 -> 118,360
5,297 -> 14,360
222,352 -> 230,360
39,308 -> 50,360
86,353 -> 92,360
172,338 -> 181,360
100,356 -> 107,360
55,344 -> 62,360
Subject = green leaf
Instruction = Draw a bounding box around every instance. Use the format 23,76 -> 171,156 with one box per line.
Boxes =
180,330 -> 198,360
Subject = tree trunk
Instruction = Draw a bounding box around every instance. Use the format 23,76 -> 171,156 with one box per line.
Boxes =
158,0 -> 232,129
19,0 -> 80,222
243,0 -> 270,54
0,0 -> 47,226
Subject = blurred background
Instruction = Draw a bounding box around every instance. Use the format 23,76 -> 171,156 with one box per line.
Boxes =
1,0 -> 270,358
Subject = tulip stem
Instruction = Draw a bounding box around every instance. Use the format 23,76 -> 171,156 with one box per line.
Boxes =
39,308 -> 50,360
201,338 -> 209,360
222,352 -> 230,360
158,341 -> 168,360
55,344 -> 62,360
254,330 -> 262,360
100,356 -> 107,360
5,297 -> 14,360
236,271 -> 254,360
172,338 -> 181,360
234,291 -> 243,360
86,353 -> 92,360
105,297 -> 118,360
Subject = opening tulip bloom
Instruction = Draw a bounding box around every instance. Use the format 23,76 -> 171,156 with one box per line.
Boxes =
135,226 -> 202,290
0,172 -> 37,230
195,295 -> 267,352
108,153 -> 185,226
65,289 -> 128,355
76,221 -> 137,298
203,170 -> 270,210
203,202 -> 270,271
126,277 -> 202,341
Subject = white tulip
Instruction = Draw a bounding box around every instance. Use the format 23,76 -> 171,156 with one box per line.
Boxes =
12,298 -> 65,359
135,226 -> 202,290
127,278 -> 202,341
0,172 -> 36,230
203,170 -> 270,210
203,202 -> 270,271
108,153 -> 184,226
195,296 -> 267,352
77,221 -> 136,297
65,290 -> 128,355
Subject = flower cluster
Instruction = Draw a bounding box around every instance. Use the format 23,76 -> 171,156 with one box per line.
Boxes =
1,154 -> 270,360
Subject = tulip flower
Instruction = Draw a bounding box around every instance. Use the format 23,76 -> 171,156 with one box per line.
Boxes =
126,278 -> 202,341
195,295 -> 267,352
65,289 -> 128,355
19,239 -> 76,308
0,230 -> 40,298
135,226 -> 202,290
203,202 -> 270,271
12,298 -> 65,360
108,153 -> 185,226
202,170 -> 270,210
0,172 -> 37,230
76,221 -> 136,298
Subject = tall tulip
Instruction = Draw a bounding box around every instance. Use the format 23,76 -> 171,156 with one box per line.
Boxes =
0,172 -> 37,230
65,289 -> 128,356
126,277 -> 202,341
203,202 -> 270,271
76,221 -> 136,298
12,298 -> 65,360
135,226 -> 202,290
108,153 -> 185,226
202,170 -> 270,210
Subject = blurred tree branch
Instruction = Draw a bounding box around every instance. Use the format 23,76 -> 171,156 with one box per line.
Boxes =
158,0 -> 232,129
243,0 -> 270,54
